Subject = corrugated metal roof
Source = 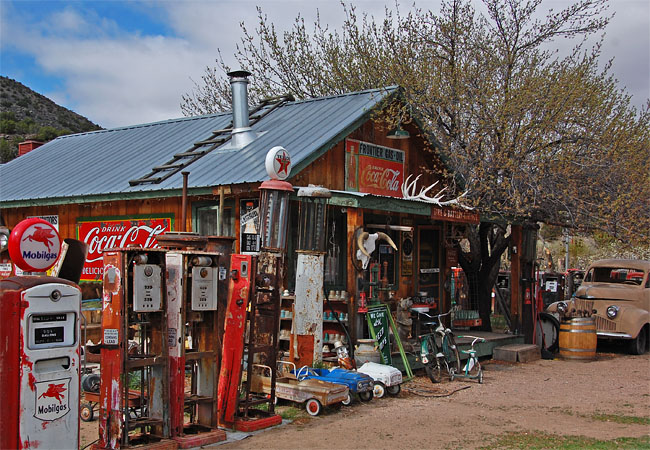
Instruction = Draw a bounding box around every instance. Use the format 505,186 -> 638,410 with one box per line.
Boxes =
0,86 -> 398,206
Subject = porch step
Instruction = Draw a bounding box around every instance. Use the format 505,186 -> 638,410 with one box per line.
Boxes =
493,344 -> 540,363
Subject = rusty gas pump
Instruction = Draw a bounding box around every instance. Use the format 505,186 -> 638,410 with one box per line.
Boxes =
96,248 -> 172,449
291,185 -> 331,366
166,249 -> 227,447
218,146 -> 292,431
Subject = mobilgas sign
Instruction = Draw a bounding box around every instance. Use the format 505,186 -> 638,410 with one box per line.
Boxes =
34,378 -> 71,421
8,218 -> 62,272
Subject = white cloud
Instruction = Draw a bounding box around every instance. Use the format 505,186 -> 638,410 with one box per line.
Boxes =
1,0 -> 647,128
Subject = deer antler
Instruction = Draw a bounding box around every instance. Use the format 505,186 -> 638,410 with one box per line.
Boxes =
401,174 -> 472,209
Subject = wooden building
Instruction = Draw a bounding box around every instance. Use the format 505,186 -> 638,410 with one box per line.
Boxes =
0,72 -> 482,347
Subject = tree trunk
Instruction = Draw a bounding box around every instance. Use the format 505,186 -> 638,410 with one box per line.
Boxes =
456,222 -> 511,332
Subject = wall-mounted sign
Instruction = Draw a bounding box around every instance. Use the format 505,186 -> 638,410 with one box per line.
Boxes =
431,207 -> 480,224
401,230 -> 413,276
76,215 -> 173,281
345,139 -> 404,198
28,215 -> 59,231
240,199 -> 260,254
8,218 -> 62,272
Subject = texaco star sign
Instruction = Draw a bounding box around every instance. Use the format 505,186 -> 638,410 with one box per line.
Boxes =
265,146 -> 292,180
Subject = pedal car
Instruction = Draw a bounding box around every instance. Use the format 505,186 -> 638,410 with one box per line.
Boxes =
357,362 -> 403,398
249,362 -> 348,416
295,366 -> 374,404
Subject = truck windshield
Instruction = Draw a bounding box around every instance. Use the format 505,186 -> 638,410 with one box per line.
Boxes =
586,267 -> 644,285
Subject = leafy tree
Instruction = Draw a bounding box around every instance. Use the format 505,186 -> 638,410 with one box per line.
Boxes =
0,139 -> 17,163
182,0 -> 649,329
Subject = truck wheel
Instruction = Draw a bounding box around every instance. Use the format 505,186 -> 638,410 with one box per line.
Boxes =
306,398 -> 321,416
629,326 -> 648,355
341,393 -> 353,406
80,403 -> 94,422
358,390 -> 373,402
373,382 -> 386,399
386,384 -> 401,396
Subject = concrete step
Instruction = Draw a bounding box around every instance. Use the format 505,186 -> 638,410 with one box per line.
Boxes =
493,344 -> 540,363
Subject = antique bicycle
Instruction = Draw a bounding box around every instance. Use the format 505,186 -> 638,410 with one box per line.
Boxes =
416,310 -> 461,383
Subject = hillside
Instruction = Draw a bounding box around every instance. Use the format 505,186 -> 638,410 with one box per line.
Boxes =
0,76 -> 102,162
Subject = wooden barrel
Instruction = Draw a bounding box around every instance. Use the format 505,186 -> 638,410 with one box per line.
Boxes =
559,317 -> 597,360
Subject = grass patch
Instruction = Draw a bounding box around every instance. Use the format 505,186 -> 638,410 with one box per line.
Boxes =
482,431 -> 650,449
277,405 -> 303,420
591,413 -> 650,425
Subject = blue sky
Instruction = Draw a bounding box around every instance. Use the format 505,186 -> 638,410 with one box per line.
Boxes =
1,1 -> 648,129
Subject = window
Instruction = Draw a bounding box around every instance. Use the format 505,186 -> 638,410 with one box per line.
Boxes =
194,203 -> 234,237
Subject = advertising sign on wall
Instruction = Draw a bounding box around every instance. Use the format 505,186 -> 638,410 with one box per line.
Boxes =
240,199 -> 261,254
76,215 -> 173,281
345,139 -> 404,198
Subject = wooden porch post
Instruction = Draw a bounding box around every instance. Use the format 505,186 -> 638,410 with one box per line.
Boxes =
347,207 -> 363,344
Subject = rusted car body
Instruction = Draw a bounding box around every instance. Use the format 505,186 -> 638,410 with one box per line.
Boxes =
249,363 -> 348,415
547,259 -> 650,354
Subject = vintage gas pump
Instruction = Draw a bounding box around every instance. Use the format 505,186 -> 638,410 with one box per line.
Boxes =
96,248 -> 172,449
291,185 -> 331,366
166,250 -> 226,447
218,146 -> 292,431
0,218 -> 81,450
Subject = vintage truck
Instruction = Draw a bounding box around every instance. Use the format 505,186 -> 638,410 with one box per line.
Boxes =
249,362 -> 349,416
546,259 -> 649,355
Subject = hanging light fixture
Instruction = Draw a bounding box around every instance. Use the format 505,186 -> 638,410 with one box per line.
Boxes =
386,124 -> 410,139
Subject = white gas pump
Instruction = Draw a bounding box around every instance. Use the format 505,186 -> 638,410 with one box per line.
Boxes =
1,218 -> 81,450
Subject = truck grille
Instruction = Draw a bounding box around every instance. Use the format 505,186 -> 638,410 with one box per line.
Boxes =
574,299 -> 594,312
593,315 -> 617,332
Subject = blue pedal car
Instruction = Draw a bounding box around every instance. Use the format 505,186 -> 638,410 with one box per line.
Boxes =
296,366 -> 374,405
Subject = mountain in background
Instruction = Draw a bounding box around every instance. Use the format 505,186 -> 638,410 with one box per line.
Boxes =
0,76 -> 102,162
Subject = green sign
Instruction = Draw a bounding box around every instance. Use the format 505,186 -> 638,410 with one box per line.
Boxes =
367,306 -> 391,365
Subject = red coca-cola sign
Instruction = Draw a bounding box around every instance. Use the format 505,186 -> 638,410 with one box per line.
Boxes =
76,216 -> 173,281
345,139 -> 404,197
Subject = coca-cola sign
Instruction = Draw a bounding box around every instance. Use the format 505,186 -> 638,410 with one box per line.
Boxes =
76,215 -> 173,281
345,139 -> 404,197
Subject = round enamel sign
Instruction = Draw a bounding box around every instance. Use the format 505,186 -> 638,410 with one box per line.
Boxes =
265,146 -> 291,180
8,218 -> 62,272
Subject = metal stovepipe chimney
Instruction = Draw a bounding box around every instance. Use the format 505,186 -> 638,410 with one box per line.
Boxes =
228,69 -> 257,149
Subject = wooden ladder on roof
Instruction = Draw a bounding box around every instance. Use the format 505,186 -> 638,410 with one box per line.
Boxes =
128,94 -> 294,186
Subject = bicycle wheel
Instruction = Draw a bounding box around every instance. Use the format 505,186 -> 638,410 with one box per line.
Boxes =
443,333 -> 461,377
422,336 -> 443,383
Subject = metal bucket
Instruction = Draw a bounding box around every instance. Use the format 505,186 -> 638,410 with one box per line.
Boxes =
559,317 -> 597,360
355,339 -> 381,366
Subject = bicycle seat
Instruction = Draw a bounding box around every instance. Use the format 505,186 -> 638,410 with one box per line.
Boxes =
421,321 -> 437,327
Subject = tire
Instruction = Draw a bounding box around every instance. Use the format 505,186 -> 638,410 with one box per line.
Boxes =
81,373 -> 100,393
341,393 -> 353,406
386,384 -> 401,396
443,333 -> 461,377
629,326 -> 648,355
422,336 -> 442,383
373,382 -> 386,399
80,403 -> 94,422
305,398 -> 321,416
358,390 -> 373,402
537,312 -> 560,353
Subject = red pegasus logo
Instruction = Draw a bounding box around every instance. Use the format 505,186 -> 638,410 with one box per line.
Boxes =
23,226 -> 56,251
39,383 -> 67,404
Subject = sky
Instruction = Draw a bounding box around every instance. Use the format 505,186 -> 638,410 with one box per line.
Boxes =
1,0 -> 648,129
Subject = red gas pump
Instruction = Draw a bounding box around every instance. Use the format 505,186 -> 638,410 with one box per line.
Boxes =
0,218 -> 82,450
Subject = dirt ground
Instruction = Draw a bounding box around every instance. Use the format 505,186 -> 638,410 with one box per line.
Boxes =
80,348 -> 650,449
